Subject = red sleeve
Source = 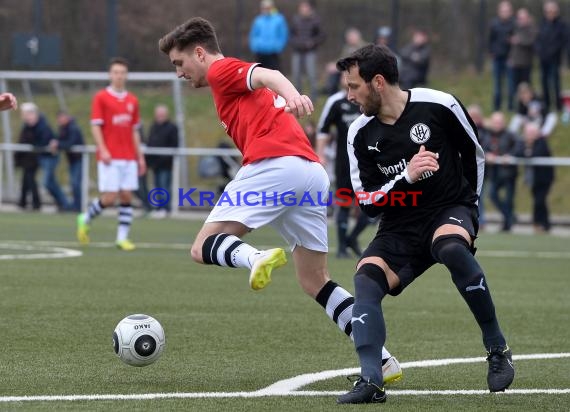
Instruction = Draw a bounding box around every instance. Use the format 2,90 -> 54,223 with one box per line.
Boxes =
91,92 -> 104,125
207,58 -> 259,97
132,96 -> 140,129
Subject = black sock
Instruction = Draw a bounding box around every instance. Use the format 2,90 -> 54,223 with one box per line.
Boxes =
432,235 -> 506,348
201,233 -> 258,268
315,281 -> 354,338
337,207 -> 349,252
352,264 -> 388,386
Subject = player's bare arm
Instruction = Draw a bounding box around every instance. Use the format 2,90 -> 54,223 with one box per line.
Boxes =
315,133 -> 331,165
249,67 -> 313,118
406,145 -> 439,182
133,128 -> 147,176
91,124 -> 111,164
0,93 -> 17,111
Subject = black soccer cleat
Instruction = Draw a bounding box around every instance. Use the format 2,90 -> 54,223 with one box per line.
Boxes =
486,345 -> 515,392
337,375 -> 387,404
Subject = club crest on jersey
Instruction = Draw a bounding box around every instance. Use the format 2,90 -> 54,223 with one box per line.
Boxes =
127,102 -> 134,113
410,123 -> 431,144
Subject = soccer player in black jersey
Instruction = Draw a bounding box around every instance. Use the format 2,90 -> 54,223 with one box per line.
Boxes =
335,44 -> 514,404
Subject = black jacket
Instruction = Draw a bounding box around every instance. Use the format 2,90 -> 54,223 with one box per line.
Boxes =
524,137 -> 554,186
485,129 -> 521,181
58,118 -> 85,163
535,16 -> 568,64
15,115 -> 54,168
488,16 -> 515,58
289,13 -> 325,52
146,121 -> 179,170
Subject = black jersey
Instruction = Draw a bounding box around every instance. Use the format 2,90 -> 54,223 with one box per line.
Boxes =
347,88 -> 484,229
317,90 -> 362,187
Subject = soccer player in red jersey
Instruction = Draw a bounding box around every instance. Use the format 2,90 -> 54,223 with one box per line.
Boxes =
77,58 -> 146,251
158,17 -> 402,382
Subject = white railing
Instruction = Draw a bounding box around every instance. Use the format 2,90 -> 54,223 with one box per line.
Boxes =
1,144 -> 569,215
0,144 -> 241,215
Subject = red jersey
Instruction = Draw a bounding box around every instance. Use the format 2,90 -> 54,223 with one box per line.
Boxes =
207,58 -> 318,165
91,87 -> 140,160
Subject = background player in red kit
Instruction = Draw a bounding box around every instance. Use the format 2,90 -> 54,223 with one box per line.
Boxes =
158,17 -> 402,382
77,57 -> 146,251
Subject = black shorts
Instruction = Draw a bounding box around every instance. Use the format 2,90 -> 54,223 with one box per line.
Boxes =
360,204 -> 479,296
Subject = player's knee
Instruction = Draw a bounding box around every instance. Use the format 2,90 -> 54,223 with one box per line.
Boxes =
432,234 -> 483,287
354,263 -> 389,302
431,234 -> 471,265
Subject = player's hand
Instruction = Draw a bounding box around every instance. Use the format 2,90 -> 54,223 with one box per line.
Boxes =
0,93 -> 17,111
137,156 -> 147,176
284,95 -> 314,118
100,148 -> 112,164
406,145 -> 439,183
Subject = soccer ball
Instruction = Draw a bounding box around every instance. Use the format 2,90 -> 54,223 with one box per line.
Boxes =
112,314 -> 165,367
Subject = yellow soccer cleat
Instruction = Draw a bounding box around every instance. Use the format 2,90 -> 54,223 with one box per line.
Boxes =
116,239 -> 136,251
249,248 -> 287,291
76,213 -> 90,245
382,356 -> 403,384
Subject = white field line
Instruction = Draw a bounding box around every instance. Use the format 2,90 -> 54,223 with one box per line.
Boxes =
4,240 -> 570,259
259,352 -> 570,393
0,243 -> 82,260
1,353 -> 569,402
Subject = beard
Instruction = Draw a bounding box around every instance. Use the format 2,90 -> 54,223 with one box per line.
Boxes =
361,84 -> 382,116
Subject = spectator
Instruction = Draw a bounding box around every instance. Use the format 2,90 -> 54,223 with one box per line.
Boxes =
467,104 -> 491,228
399,29 -> 431,89
134,124 -> 152,215
536,0 -> 568,112
20,102 -> 70,211
248,0 -> 288,70
15,103 -> 42,210
488,1 -> 515,111
146,105 -> 179,218
376,26 -> 393,49
56,111 -> 85,212
324,27 -> 367,95
507,8 -> 537,111
289,0 -> 325,101
520,122 -> 555,233
509,82 -> 558,137
486,112 -> 521,232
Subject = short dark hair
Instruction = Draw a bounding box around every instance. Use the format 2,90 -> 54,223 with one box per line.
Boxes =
336,44 -> 399,85
109,57 -> 129,70
159,17 -> 221,55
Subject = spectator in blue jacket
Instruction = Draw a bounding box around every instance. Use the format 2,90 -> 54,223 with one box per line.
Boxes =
536,1 -> 568,112
20,102 -> 69,211
488,1 -> 515,111
249,0 -> 288,70
57,111 -> 85,212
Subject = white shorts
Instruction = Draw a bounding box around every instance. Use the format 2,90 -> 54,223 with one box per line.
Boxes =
205,156 -> 330,252
97,160 -> 139,193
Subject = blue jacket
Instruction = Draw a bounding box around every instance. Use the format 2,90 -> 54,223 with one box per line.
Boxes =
249,12 -> 288,54
21,115 -> 56,158
58,118 -> 85,162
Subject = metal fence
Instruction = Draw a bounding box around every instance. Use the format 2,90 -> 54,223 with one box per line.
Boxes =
1,143 -> 569,216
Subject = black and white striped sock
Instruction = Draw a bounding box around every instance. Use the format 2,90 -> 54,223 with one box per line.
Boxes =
117,204 -> 133,242
202,233 -> 258,269
316,281 -> 354,338
85,199 -> 104,223
316,280 -> 392,360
